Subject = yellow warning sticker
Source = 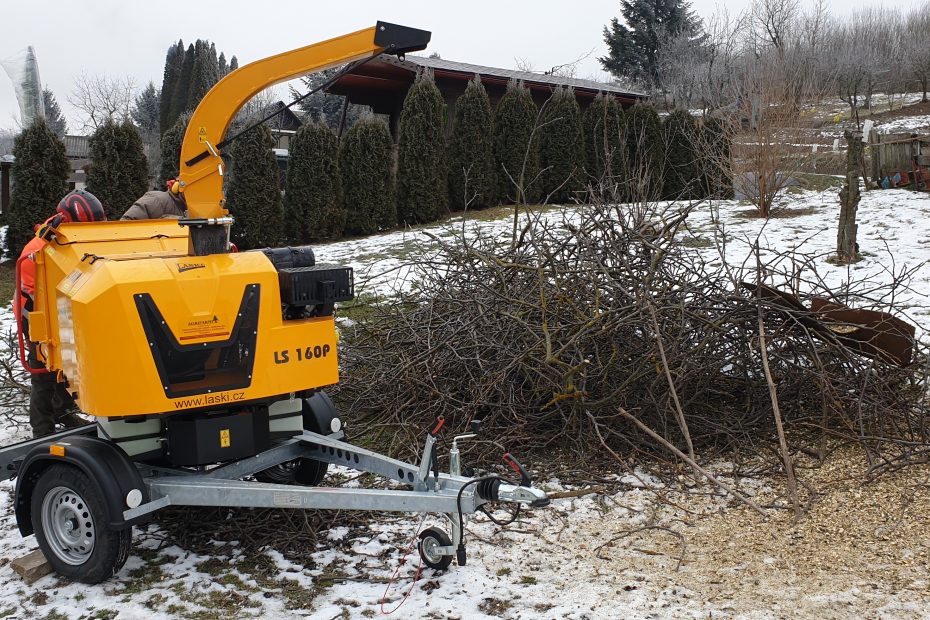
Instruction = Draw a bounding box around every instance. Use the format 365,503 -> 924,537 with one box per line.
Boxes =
220,428 -> 230,448
198,126 -> 207,143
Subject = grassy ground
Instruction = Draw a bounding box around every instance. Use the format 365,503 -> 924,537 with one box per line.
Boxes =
793,172 -> 845,192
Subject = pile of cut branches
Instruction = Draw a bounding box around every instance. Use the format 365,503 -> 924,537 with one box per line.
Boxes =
335,198 -> 930,485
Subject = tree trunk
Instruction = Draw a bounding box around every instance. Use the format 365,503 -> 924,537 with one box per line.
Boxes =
837,130 -> 862,263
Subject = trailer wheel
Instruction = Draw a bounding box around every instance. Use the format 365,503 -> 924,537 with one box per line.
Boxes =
255,458 -> 328,486
418,527 -> 453,571
31,464 -> 132,584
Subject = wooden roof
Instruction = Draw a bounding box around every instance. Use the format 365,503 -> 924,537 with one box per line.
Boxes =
329,55 -> 646,108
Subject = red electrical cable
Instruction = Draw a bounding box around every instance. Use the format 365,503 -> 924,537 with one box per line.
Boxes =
380,517 -> 426,615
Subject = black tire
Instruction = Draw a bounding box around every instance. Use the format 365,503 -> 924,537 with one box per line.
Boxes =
31,464 -> 132,584
418,526 -> 453,570
255,458 -> 328,486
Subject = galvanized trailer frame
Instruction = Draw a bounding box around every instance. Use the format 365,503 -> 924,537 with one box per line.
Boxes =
1,423 -> 548,578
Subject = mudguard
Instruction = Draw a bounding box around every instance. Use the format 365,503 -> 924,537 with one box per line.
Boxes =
303,391 -> 341,435
14,435 -> 149,535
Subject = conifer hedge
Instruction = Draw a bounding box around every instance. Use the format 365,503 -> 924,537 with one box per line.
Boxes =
625,105 -> 663,200
661,110 -> 700,200
5,119 -> 69,253
340,117 -> 395,235
86,120 -> 150,220
284,121 -> 343,242
396,71 -> 447,225
582,94 -> 625,184
448,77 -> 495,210
159,115 -> 188,184
493,80 -> 539,204
225,124 -> 284,250
700,117 -> 733,198
539,87 -> 583,203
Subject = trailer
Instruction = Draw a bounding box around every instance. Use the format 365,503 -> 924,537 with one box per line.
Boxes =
0,406 -> 548,583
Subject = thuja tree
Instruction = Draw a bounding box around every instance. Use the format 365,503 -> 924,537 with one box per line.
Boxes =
396,70 -> 447,225
539,87 -> 583,203
493,80 -> 539,204
582,93 -> 625,185
225,124 -> 284,250
699,116 -> 732,198
284,121 -> 343,242
5,119 -> 69,253
448,76 -> 496,210
661,110 -> 700,200
159,114 -> 189,184
86,119 -> 150,220
340,117 -> 395,235
625,104 -> 663,200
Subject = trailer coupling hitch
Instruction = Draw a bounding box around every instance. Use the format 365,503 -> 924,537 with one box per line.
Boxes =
476,453 -> 551,508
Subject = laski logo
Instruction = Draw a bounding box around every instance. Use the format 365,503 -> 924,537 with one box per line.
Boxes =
177,262 -> 206,273
187,315 -> 220,326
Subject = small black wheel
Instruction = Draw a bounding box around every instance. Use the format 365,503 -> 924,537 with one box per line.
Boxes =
418,526 -> 453,571
255,458 -> 328,486
31,464 -> 132,584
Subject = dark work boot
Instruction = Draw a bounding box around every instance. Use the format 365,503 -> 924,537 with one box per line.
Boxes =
29,373 -> 57,438
56,411 -> 89,430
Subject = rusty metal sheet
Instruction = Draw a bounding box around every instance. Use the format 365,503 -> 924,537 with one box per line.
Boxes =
740,282 -> 808,313
810,298 -> 915,367
740,282 -> 917,367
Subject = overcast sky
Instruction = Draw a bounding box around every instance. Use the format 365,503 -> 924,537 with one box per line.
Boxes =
1,0 -> 925,133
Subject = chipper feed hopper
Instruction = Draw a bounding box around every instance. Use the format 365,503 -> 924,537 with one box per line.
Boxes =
0,22 -> 548,584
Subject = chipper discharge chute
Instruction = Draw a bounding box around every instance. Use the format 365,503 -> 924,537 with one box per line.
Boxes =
0,21 -> 548,584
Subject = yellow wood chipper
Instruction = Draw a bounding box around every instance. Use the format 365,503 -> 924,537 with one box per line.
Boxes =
0,22 -> 548,584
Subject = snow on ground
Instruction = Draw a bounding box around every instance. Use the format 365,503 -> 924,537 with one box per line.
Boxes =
318,186 -> 930,336
0,184 -> 929,618
876,114 -> 930,133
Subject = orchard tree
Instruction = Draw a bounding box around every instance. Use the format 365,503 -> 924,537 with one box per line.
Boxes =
86,120 -> 150,220
493,80 -> 539,204
5,119 -> 69,252
284,121 -> 343,242
448,76 -> 495,210
539,87 -> 583,203
340,117 -> 395,235
396,71 -> 447,225
600,0 -> 704,88
68,73 -> 136,132
225,124 -> 284,250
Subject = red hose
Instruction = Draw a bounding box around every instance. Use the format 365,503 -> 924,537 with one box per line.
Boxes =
14,254 -> 49,375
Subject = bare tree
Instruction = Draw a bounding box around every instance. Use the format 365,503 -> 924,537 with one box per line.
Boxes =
68,72 -> 137,132
234,85 -> 281,127
903,3 -> 930,102
745,0 -> 799,56
655,33 -> 706,110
